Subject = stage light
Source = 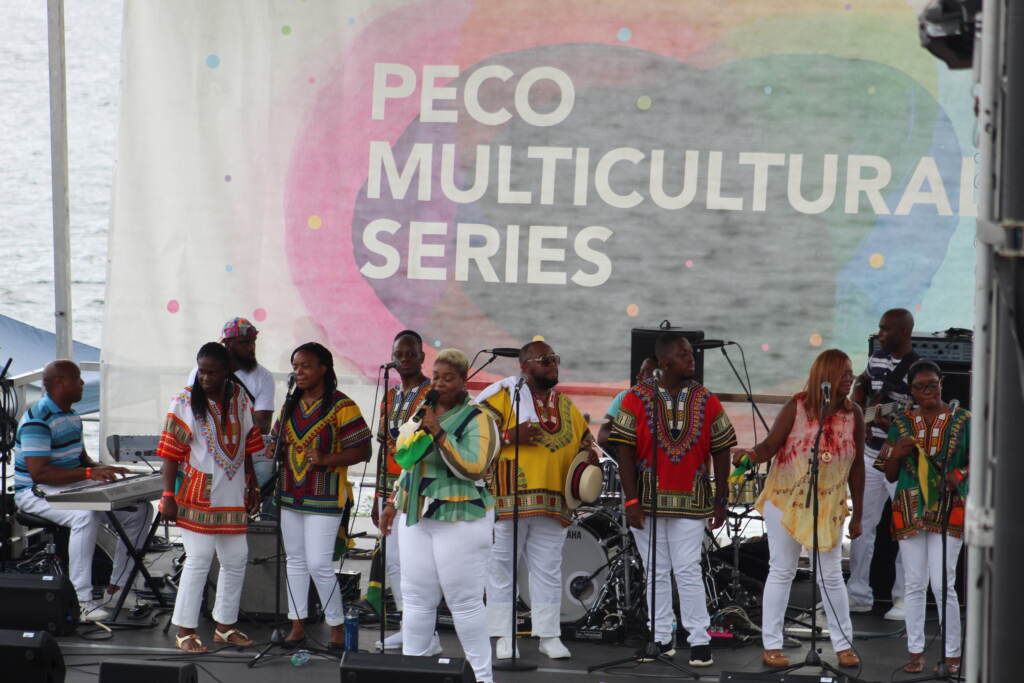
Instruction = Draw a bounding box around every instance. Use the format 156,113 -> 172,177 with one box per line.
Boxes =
918,0 -> 981,70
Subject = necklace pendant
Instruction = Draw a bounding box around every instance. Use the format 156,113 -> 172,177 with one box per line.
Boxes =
820,451 -> 833,463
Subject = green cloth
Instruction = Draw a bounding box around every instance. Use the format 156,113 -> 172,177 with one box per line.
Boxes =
393,395 -> 499,526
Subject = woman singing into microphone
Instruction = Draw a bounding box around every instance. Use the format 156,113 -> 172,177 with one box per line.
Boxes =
875,360 -> 969,674
379,348 -> 500,683
732,349 -> 865,670
272,342 -> 372,651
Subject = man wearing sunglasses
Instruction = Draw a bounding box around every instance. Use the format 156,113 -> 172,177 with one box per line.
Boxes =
477,340 -> 595,661
846,308 -> 918,620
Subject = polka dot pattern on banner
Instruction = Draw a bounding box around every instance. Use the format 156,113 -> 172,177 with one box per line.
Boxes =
308,77 -> 316,84
867,86 -> 876,95
224,174 -> 232,182
434,340 -> 442,348
225,264 -> 233,272
915,304 -> 923,311
869,253 -> 885,269
206,55 -> 220,69
307,215 -> 323,230
167,300 -> 180,314
764,86 -> 773,95
685,259 -> 694,268
761,343 -> 771,352
626,303 -> 640,317
253,308 -> 267,322
617,27 -> 632,42
636,95 -> 652,111
809,333 -> 823,347
281,25 -> 292,35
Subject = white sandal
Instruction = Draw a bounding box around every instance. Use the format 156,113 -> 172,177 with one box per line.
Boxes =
213,627 -> 253,646
175,632 -> 207,653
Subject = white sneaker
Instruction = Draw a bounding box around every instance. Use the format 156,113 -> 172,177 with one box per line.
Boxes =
375,631 -> 402,651
538,637 -> 571,659
883,600 -> 906,621
495,636 -> 519,659
79,601 -> 111,622
848,599 -> 873,613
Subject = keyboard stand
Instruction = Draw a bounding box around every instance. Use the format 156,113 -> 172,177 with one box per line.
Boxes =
102,510 -> 170,629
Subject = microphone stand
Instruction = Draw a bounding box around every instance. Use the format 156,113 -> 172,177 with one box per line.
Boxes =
377,363 -> 393,653
590,375 -> 698,678
250,382 -> 303,667
719,345 -> 770,432
493,377 -> 536,672
771,395 -> 867,683
903,401 -> 962,683
466,352 -> 500,382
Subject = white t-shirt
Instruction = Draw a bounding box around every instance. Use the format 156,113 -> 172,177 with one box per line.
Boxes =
188,363 -> 276,413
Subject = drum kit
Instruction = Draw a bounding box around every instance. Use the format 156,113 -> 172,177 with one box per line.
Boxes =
518,453 -> 769,643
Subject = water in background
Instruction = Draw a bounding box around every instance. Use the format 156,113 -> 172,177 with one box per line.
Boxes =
1,1 -> 120,349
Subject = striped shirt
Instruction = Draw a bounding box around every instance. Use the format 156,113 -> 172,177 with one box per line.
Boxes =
863,350 -> 913,458
14,395 -> 83,492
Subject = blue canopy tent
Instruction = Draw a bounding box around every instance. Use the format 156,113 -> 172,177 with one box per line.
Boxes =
0,314 -> 100,415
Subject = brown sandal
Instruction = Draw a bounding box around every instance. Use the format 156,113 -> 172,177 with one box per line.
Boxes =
175,632 -> 207,653
763,650 -> 790,667
939,657 -> 961,675
837,649 -> 860,668
903,652 -> 925,673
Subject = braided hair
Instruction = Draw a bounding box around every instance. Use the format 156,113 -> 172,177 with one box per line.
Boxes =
190,341 -> 235,426
290,342 -> 338,422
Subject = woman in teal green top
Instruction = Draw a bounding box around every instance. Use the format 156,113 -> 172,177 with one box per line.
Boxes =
380,348 -> 499,683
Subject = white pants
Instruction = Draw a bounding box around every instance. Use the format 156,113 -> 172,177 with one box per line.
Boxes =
15,487 -> 154,604
281,509 -> 344,626
899,531 -> 962,656
486,516 -> 567,637
172,528 -> 248,629
400,511 -> 494,683
761,501 -> 854,652
630,515 -> 710,646
847,456 -> 904,605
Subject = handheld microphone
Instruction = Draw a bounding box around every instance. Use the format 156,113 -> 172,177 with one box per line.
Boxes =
409,389 -> 441,427
821,381 -> 832,407
652,368 -> 663,382
690,339 -> 735,350
948,398 -> 960,414
381,360 -> 400,370
486,348 -> 521,358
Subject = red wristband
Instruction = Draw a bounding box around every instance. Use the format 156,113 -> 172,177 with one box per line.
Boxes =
85,468 -> 92,480
161,491 -> 175,498
623,498 -> 639,507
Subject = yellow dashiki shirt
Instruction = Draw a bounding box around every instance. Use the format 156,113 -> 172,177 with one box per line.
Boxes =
480,384 -> 593,526
157,385 -> 264,534
755,394 -> 857,551
275,391 -> 371,515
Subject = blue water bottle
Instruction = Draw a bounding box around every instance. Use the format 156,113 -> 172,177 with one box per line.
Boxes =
344,605 -> 360,651
290,649 -> 312,667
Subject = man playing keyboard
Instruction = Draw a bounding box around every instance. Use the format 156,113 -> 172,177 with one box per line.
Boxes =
13,360 -> 154,622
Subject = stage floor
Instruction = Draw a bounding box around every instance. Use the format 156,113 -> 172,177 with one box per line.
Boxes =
50,552 -> 956,683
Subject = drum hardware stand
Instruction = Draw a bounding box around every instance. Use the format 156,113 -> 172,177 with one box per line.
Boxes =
0,358 -> 15,568
589,373 -> 699,678
768,394 -> 867,683
493,376 -> 537,673
901,400 -> 963,683
374,361 -> 393,654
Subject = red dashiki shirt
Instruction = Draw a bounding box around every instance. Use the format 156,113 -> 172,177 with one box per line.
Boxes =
608,378 -> 737,518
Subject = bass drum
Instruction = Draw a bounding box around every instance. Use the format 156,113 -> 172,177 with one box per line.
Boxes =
518,509 -> 626,624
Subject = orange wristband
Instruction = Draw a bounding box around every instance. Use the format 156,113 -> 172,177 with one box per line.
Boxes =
85,468 -> 92,480
623,498 -> 639,507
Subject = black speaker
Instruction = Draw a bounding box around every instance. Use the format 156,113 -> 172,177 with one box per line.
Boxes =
0,629 -> 65,683
630,325 -> 705,384
206,519 -> 319,620
339,652 -> 473,682
0,573 -> 79,635
869,332 -> 972,408
98,659 -> 197,683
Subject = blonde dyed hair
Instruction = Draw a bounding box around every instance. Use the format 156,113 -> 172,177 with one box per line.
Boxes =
435,348 -> 470,378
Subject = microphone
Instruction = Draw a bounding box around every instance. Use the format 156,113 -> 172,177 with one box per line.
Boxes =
948,398 -> 960,414
287,372 -> 296,390
409,389 -> 441,427
652,368 -> 663,382
381,360 -> 400,369
690,339 -> 735,350
821,381 -> 832,407
515,375 -> 527,391
486,348 -> 521,358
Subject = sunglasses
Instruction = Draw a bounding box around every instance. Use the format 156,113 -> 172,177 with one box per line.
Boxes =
525,354 -> 561,367
910,381 -> 941,393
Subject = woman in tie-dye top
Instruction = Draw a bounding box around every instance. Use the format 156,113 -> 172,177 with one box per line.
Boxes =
732,349 -> 865,671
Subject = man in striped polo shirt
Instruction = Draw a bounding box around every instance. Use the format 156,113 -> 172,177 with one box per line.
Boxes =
846,309 -> 917,620
13,361 -> 153,622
